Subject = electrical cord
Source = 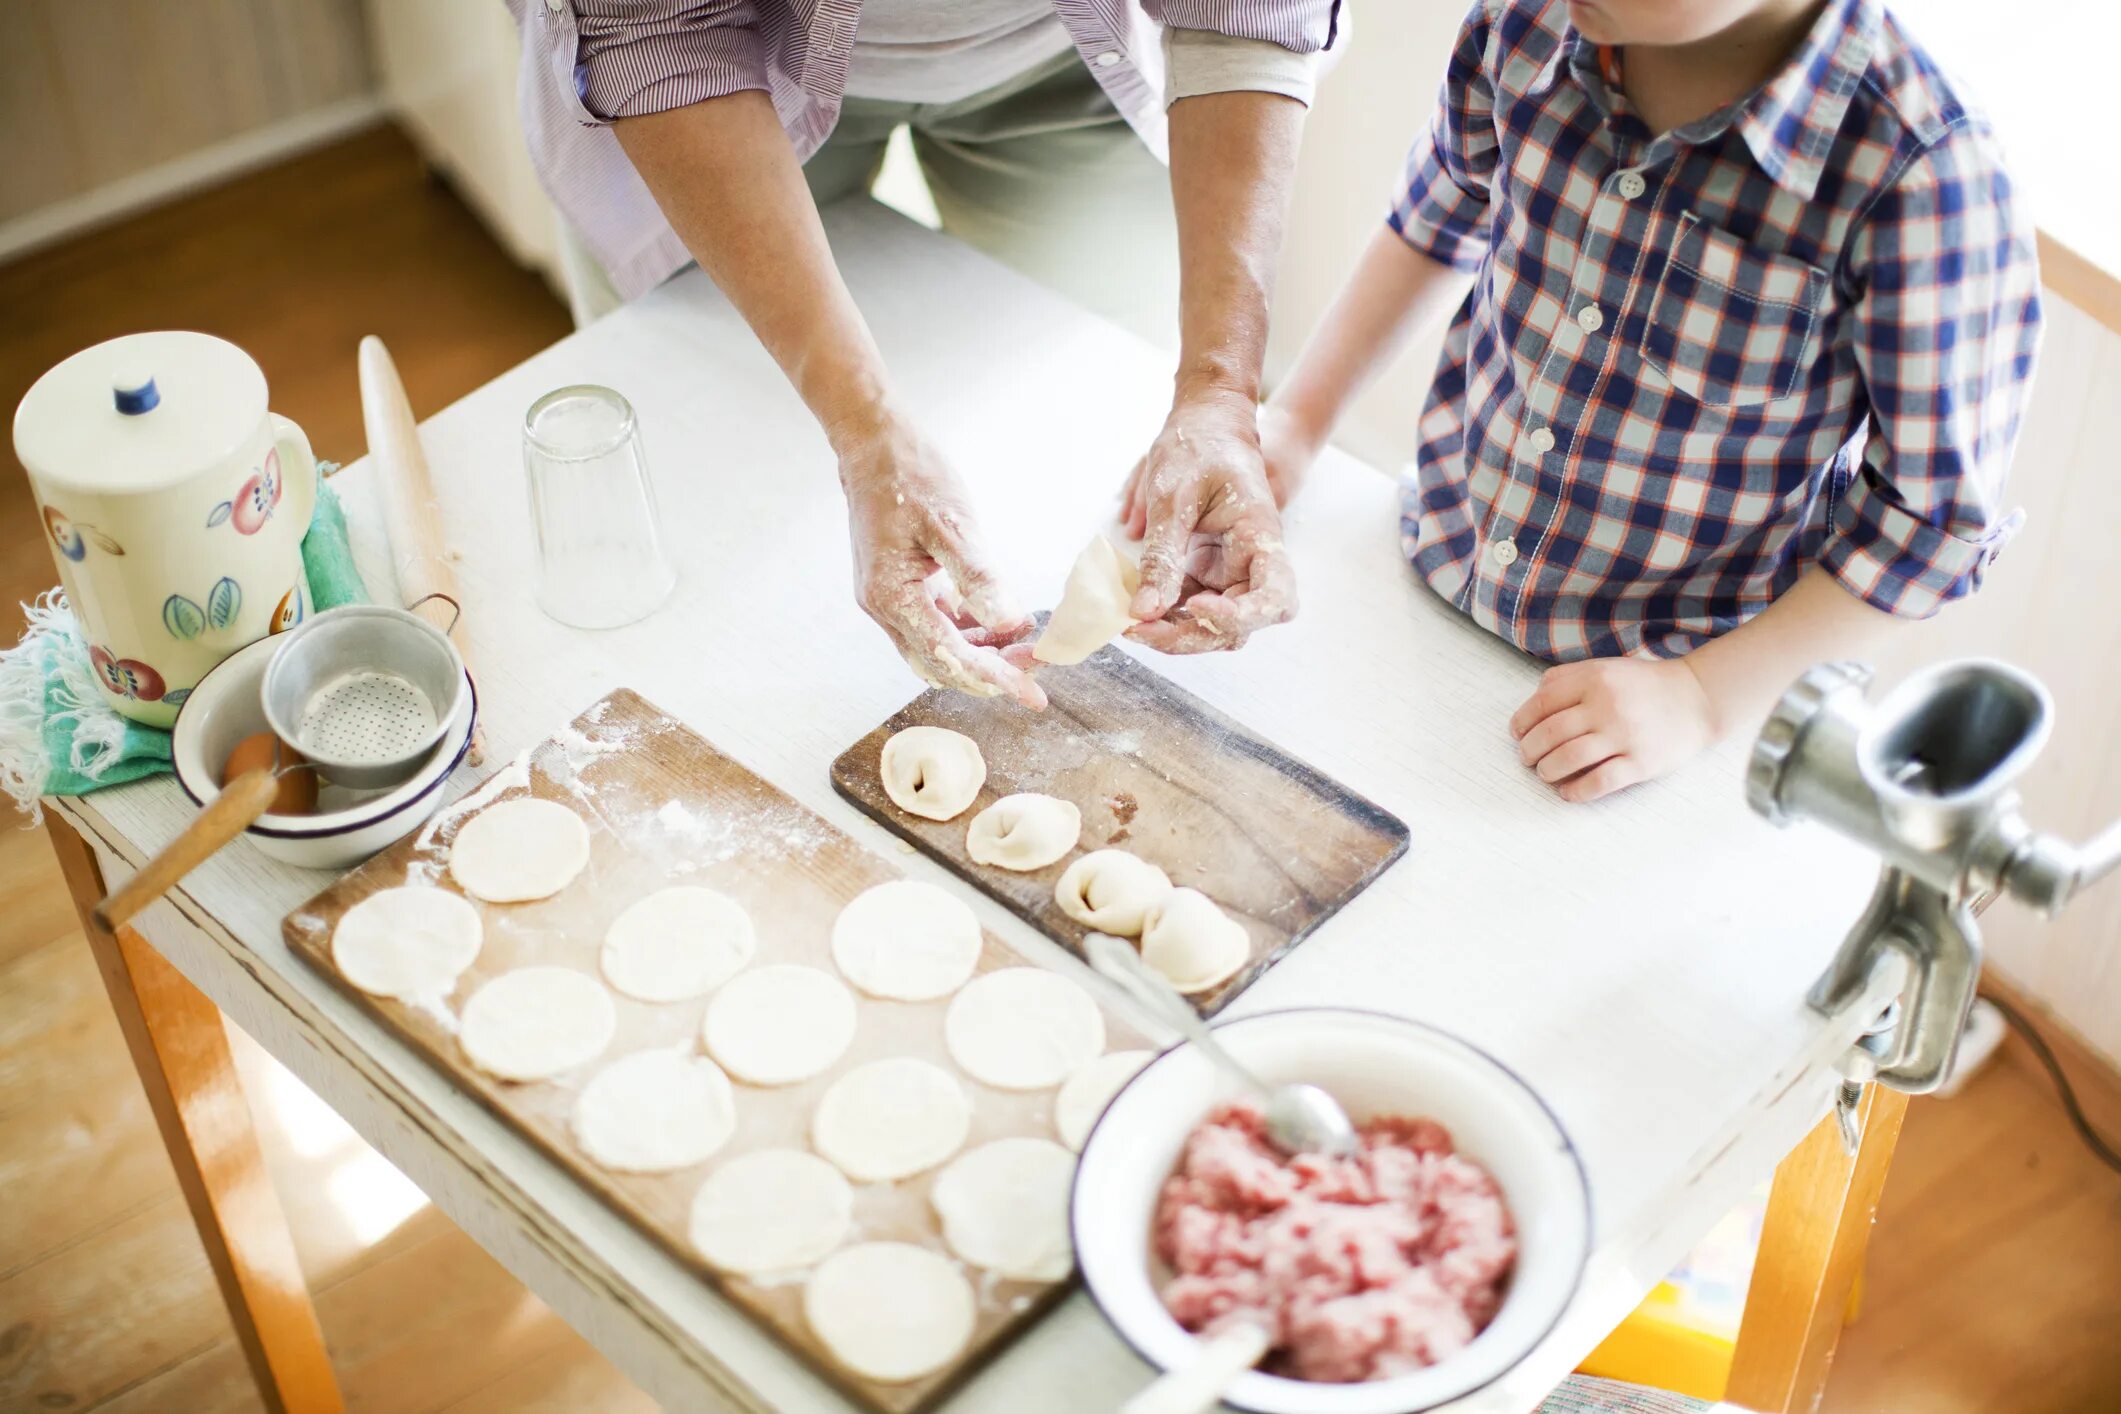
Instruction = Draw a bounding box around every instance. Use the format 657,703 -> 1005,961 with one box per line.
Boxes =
1981,991 -> 2121,1177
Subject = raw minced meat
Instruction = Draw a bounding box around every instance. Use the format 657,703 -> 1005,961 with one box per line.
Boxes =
1152,1101 -> 1516,1383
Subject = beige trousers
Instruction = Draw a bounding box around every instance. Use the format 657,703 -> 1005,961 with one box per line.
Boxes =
563,50 -> 1179,345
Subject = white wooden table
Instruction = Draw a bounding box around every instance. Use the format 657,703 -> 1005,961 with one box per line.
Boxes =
46,200 -> 1908,1414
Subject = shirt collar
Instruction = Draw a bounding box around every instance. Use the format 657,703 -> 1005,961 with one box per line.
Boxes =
1567,0 -> 1879,202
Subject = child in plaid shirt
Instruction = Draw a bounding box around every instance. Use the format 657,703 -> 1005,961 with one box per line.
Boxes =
1253,0 -> 2041,800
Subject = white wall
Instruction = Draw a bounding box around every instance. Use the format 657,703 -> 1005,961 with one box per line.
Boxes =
1270,3 -> 2121,1067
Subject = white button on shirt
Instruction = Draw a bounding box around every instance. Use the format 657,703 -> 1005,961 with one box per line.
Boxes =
1576,304 -> 1603,333
1617,170 -> 1646,199
1094,50 -> 1122,67
1491,538 -> 1520,567
1528,427 -> 1556,454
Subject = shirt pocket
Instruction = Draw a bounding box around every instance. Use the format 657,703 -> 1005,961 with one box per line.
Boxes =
1638,211 -> 1830,409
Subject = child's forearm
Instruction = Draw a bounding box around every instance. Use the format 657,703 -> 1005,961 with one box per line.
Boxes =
1681,567 -> 1906,741
1269,228 -> 1476,448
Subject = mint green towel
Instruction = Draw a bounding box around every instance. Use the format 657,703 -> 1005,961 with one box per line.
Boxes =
0,479 -> 370,817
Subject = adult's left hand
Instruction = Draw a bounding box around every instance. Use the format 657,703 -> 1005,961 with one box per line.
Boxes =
1116,394 -> 1297,654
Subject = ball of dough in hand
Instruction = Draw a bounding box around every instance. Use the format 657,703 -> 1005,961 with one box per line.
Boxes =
880,726 -> 987,821
1054,849 -> 1172,936
1139,887 -> 1251,994
1034,535 -> 1140,666
966,793 -> 1081,872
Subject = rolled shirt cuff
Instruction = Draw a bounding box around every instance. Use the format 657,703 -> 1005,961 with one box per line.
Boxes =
1162,26 -> 1318,108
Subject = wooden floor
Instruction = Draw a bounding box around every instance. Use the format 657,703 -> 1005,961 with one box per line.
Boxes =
3,124 -> 2118,1414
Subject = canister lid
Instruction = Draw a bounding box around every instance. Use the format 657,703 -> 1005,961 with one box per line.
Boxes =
12,331 -> 269,495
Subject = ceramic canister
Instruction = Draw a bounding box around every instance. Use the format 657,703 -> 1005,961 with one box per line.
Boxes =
12,331 -> 318,728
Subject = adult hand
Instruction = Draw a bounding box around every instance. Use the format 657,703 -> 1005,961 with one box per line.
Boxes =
1116,394 -> 1297,654
840,416 -> 1045,709
1509,657 -> 1717,802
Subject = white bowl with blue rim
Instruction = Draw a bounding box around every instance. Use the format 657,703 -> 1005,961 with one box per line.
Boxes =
1070,1008 -> 1592,1414
171,633 -> 475,870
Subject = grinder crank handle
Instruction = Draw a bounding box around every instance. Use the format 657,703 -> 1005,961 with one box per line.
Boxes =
93,769 -> 282,932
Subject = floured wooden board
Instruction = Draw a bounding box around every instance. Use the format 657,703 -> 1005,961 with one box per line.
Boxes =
285,689 -> 1149,1414
831,644 -> 1411,1015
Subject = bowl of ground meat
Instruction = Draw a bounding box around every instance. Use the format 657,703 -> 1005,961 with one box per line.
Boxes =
1071,1009 -> 1590,1413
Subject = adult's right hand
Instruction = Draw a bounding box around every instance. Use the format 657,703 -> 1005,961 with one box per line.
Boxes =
839,414 -> 1046,710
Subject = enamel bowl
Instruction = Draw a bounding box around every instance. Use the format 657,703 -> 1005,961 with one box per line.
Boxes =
171,633 -> 476,870
1071,1009 -> 1592,1414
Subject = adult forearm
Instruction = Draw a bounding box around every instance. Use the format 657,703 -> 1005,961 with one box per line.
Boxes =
1683,567 -> 1905,739
1165,91 -> 1306,408
613,92 -> 892,452
1272,227 -> 1475,442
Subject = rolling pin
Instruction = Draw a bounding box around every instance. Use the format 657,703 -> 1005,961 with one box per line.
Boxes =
358,335 -> 485,764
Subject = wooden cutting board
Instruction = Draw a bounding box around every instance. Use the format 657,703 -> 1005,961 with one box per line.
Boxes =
831,644 -> 1411,1015
284,689 -> 1149,1414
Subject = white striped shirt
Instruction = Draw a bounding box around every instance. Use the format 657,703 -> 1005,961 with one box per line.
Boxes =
506,0 -> 1341,300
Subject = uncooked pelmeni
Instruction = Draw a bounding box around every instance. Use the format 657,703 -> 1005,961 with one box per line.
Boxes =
831,879 -> 983,1001
332,887 -> 481,1001
458,966 -> 615,1081
448,797 -> 590,902
805,1242 -> 976,1384
966,793 -> 1081,872
1053,1048 -> 1157,1152
690,1149 -> 853,1274
879,725 -> 987,821
931,1137 -> 1078,1280
600,886 -> 755,1002
944,968 -> 1105,1090
1054,849 -> 1172,936
702,964 -> 856,1085
1139,888 -> 1251,995
570,1048 -> 736,1172
812,1057 -> 971,1181
1034,534 -> 1140,666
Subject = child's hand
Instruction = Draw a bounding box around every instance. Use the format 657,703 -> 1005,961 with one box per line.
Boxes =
1256,401 -> 1325,509
1509,657 -> 1718,802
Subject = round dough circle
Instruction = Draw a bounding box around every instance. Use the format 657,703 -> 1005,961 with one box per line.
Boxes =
965,793 -> 1081,872
703,965 -> 856,1085
1054,1048 -> 1156,1152
332,886 -> 481,1000
448,798 -> 590,903
944,968 -> 1105,1091
1054,849 -> 1172,936
931,1137 -> 1078,1280
691,1149 -> 853,1274
805,1242 -> 976,1384
459,966 -> 615,1081
570,1048 -> 736,1172
812,1057 -> 970,1181
879,726 -> 987,822
1139,888 -> 1251,995
831,880 -> 982,1001
600,886 -> 756,1002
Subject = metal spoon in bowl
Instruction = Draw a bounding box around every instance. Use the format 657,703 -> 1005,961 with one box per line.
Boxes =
1083,932 -> 1357,1159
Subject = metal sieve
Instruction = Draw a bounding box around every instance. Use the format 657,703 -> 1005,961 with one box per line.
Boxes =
262,601 -> 467,790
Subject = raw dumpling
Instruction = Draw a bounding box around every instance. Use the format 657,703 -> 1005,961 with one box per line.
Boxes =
880,725 -> 986,821
966,793 -> 1081,872
1034,535 -> 1140,666
447,797 -> 590,903
1140,887 -> 1251,994
1054,849 -> 1172,936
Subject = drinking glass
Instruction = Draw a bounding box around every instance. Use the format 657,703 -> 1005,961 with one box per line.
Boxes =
521,385 -> 677,629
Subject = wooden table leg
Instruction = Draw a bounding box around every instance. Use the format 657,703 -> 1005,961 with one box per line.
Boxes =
45,812 -> 345,1414
1726,1083 -> 1910,1413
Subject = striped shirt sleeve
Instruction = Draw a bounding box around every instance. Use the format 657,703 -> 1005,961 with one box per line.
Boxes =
1143,0 -> 1342,55
572,0 -> 772,122
1388,0 -> 1497,272
1823,121 -> 2043,616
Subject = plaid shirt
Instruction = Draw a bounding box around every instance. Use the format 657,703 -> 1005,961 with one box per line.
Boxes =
1390,0 -> 2042,661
